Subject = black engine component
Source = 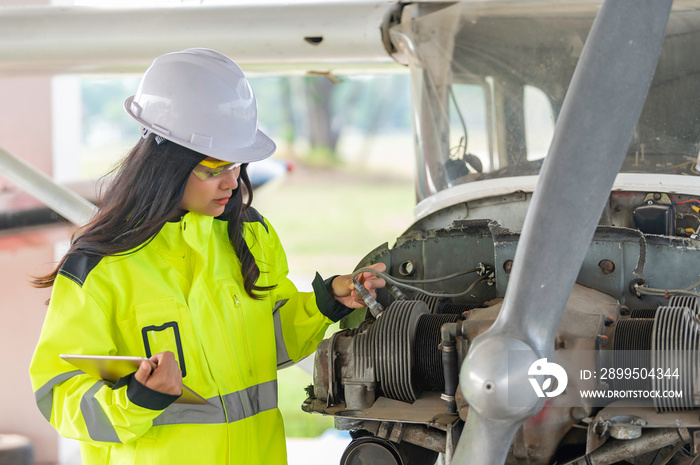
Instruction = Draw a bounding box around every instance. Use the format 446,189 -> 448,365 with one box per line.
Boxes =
633,200 -> 675,235
414,313 -> 460,392
340,436 -> 403,465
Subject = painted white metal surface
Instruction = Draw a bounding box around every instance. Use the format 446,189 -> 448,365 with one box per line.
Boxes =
413,176 -> 540,221
0,1 -> 397,75
413,173 -> 700,220
0,146 -> 96,225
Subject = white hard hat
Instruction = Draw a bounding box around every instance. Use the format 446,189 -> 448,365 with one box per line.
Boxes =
124,48 -> 276,163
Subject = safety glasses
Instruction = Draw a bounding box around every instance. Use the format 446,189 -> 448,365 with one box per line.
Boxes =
192,159 -> 242,181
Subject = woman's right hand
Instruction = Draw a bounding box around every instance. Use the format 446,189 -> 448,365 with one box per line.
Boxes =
134,351 -> 182,396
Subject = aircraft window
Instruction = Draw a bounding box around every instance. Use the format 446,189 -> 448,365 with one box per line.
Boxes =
448,83 -> 490,180
524,85 -> 555,162
405,1 -> 700,205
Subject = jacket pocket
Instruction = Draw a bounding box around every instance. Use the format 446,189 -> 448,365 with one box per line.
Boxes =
135,298 -> 187,377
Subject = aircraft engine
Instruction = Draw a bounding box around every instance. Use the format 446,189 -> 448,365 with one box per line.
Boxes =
303,218 -> 700,465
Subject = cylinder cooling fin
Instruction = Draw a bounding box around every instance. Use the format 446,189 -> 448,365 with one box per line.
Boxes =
415,292 -> 481,314
354,301 -> 428,402
414,293 -> 445,312
414,313 -> 460,392
350,300 -> 461,404
652,296 -> 700,412
612,318 -> 654,392
629,308 -> 657,319
612,296 -> 700,412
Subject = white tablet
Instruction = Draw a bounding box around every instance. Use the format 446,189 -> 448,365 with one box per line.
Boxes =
60,354 -> 207,405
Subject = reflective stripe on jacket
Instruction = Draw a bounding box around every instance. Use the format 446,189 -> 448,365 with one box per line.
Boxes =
30,210 -> 343,464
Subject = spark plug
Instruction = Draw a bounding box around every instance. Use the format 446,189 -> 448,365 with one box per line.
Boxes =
353,279 -> 384,317
389,285 -> 408,301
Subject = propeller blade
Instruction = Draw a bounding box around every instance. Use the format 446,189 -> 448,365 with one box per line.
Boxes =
452,408 -> 520,464
496,0 -> 673,351
453,0 -> 673,463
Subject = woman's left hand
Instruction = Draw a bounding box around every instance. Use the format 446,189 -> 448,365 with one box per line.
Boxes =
331,263 -> 387,309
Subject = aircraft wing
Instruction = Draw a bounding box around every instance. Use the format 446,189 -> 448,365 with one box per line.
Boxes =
0,1 -> 399,76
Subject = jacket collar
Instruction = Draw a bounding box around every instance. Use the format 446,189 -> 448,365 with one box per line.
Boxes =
148,212 -> 214,258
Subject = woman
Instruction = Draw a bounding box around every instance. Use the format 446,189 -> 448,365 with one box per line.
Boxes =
29,48 -> 385,464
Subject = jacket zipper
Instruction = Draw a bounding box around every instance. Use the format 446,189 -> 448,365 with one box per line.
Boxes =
183,219 -> 235,423
229,293 -> 254,420
234,293 -> 254,379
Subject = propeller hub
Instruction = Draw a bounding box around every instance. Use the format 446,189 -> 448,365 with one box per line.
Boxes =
459,335 -> 542,421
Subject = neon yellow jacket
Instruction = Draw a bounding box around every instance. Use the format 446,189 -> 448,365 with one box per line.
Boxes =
30,210 -> 347,464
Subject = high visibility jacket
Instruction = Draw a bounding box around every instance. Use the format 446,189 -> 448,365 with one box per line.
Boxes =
30,210 -> 348,465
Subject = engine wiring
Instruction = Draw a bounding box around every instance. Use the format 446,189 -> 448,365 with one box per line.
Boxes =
355,265 -> 700,302
633,278 -> 700,299
675,212 -> 700,237
673,199 -> 700,206
352,265 -> 493,299
671,201 -> 700,236
387,266 -> 482,285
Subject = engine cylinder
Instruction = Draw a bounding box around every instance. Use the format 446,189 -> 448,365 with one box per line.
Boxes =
415,292 -> 479,314
415,313 -> 460,391
354,300 -> 429,403
629,308 -> 657,319
612,296 -> 700,412
612,318 -> 654,392
653,296 -> 700,412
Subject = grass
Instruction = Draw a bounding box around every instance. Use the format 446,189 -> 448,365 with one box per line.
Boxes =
254,164 -> 415,279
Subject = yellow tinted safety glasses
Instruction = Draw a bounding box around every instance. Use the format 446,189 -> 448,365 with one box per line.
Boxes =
192,159 -> 242,181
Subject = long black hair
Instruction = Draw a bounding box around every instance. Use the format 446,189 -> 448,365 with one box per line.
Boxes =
33,134 -> 273,299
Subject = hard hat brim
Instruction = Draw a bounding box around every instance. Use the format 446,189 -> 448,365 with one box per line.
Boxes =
124,96 -> 276,164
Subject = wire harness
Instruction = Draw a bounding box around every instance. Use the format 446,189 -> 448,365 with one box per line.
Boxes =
352,264 -> 493,300
633,278 -> 700,299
